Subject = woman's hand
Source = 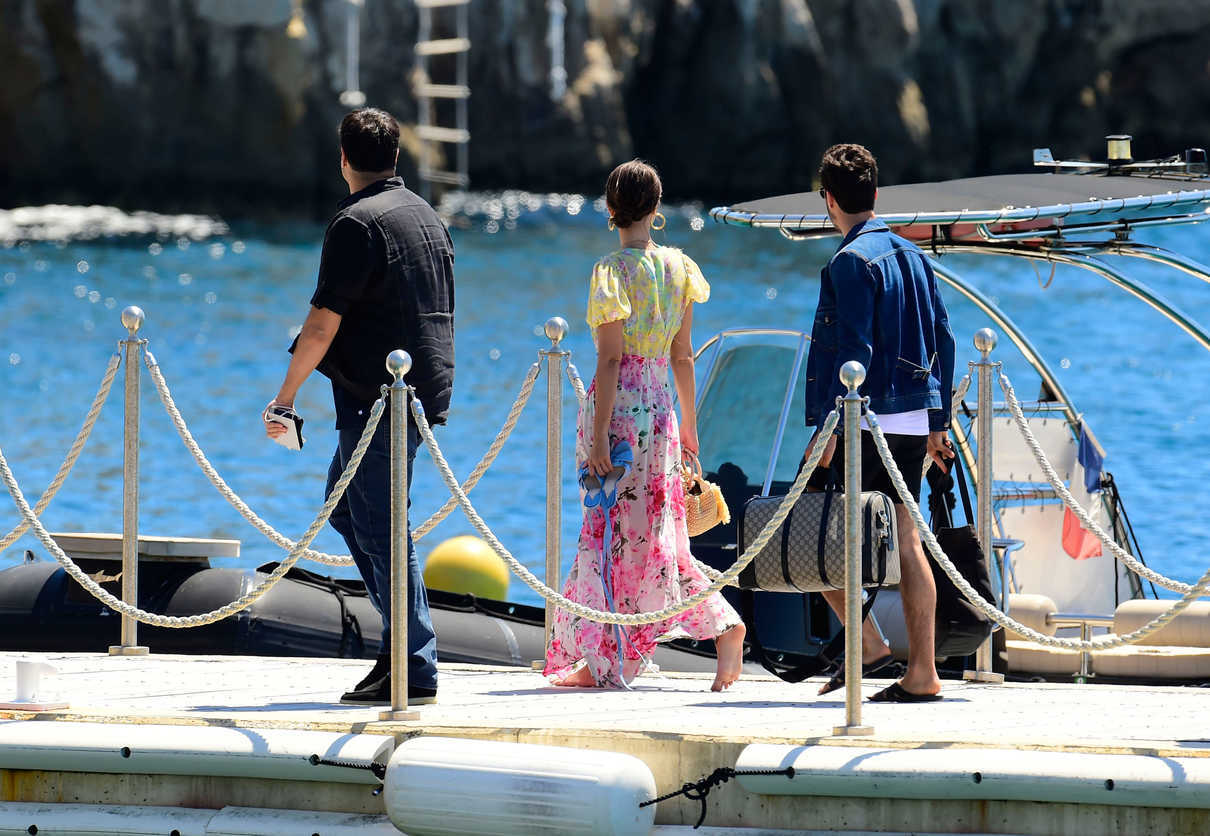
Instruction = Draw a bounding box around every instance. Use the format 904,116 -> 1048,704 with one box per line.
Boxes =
588,434 -> 612,477
679,422 -> 699,456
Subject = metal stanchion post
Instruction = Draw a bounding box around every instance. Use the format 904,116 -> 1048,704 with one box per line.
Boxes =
1077,622 -> 1092,685
534,316 -> 569,668
109,306 -> 149,657
964,328 -> 1005,684
834,361 -> 873,737
381,349 -> 420,721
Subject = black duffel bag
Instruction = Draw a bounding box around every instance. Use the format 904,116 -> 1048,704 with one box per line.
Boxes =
738,475 -> 900,593
926,457 -> 995,657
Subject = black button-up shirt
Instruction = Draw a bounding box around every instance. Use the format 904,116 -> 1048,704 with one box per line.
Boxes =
302,177 -> 455,428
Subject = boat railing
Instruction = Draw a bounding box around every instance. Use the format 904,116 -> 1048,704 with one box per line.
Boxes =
3,311 -> 1210,729
1047,613 -> 1116,683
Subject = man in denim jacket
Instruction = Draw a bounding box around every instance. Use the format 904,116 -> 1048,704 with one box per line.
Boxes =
804,143 -> 956,702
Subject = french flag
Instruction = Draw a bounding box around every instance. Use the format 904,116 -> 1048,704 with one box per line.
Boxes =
1062,424 -> 1104,560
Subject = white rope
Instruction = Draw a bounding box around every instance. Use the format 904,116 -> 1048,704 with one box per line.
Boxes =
565,358 -> 588,403
0,397 -> 386,627
998,371 -> 1192,594
866,411 -> 1210,651
0,351 -> 121,553
145,350 -> 543,564
953,373 -> 972,405
411,390 -> 841,625
697,375 -> 975,586
413,361 -> 542,539
142,348 -> 354,567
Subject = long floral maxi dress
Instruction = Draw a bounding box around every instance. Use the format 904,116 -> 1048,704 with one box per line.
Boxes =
544,245 -> 741,686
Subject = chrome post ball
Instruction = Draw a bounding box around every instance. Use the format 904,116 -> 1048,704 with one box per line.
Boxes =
386,349 -> 413,381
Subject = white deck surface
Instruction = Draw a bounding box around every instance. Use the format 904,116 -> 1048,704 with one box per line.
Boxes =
1,651 -> 1205,755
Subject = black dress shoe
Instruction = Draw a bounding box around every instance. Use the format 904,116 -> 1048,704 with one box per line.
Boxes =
339,674 -> 438,706
353,653 -> 391,692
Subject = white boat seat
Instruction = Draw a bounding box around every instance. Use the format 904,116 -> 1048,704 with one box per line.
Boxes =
1004,595 -> 1210,679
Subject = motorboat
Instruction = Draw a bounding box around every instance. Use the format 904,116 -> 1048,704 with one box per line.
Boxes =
698,136 -> 1210,683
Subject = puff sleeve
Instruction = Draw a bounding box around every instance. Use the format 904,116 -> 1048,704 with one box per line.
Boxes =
681,254 -> 711,305
586,257 -> 632,328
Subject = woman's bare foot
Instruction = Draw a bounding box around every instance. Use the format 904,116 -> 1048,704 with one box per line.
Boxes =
553,665 -> 597,687
711,622 -> 746,692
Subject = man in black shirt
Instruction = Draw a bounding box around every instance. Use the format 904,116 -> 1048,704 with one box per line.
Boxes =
264,108 -> 454,705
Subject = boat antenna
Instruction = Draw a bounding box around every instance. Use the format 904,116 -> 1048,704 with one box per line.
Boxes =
340,0 -> 367,107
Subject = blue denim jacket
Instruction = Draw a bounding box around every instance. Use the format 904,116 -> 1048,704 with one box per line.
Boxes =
804,218 -> 955,433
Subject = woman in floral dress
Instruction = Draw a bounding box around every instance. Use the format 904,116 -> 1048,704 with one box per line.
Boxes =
544,160 -> 745,691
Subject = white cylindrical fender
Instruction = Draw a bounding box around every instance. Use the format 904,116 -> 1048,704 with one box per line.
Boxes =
384,736 -> 657,835
0,721 -> 392,784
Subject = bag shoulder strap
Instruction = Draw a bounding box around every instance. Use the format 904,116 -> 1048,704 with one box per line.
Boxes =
951,453 -> 975,524
740,588 -> 879,683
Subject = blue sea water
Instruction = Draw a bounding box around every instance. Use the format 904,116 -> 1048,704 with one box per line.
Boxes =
1,200 -> 1208,606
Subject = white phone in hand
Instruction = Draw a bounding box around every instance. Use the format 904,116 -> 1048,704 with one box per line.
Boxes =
263,403 -> 305,451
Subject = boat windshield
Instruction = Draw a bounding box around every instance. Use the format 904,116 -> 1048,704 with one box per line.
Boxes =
695,329 -> 813,497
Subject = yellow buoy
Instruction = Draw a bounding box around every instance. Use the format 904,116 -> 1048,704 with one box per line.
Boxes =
423,535 -> 510,600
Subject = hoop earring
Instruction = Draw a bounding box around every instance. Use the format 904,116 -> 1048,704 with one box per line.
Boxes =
651,212 -> 666,231
608,218 -> 617,231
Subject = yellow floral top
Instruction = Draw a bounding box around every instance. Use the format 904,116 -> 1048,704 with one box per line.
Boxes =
586,246 -> 710,357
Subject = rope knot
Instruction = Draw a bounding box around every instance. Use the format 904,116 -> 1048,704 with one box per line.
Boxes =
640,766 -> 793,829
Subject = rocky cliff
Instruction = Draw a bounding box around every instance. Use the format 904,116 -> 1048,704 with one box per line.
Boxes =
3,0 -> 1210,216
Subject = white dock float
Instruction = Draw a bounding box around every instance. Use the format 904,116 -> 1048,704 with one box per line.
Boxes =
1,651 -> 1209,834
0,803 -> 397,835
737,743 -> 1210,808
0,721 -> 392,783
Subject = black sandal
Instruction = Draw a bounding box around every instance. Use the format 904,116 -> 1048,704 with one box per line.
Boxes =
817,653 -> 895,696
868,681 -> 943,703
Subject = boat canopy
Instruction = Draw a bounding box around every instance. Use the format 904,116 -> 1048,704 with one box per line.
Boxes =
711,171 -> 1210,241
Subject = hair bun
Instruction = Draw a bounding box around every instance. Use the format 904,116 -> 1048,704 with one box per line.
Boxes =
606,160 -> 662,230
610,209 -> 640,228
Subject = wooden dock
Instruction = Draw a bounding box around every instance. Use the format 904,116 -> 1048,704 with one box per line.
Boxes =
1,651 -> 1208,834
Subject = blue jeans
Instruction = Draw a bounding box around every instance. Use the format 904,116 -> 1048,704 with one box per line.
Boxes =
325,415 -> 438,689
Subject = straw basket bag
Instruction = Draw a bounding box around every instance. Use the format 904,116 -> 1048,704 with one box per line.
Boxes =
681,452 -> 730,537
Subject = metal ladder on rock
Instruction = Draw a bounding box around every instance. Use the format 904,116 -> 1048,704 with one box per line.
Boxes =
414,0 -> 470,200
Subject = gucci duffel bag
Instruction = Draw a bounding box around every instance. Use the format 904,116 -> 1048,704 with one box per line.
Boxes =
738,487 -> 900,592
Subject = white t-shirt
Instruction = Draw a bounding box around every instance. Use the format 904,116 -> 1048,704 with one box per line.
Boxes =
860,408 -> 929,436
